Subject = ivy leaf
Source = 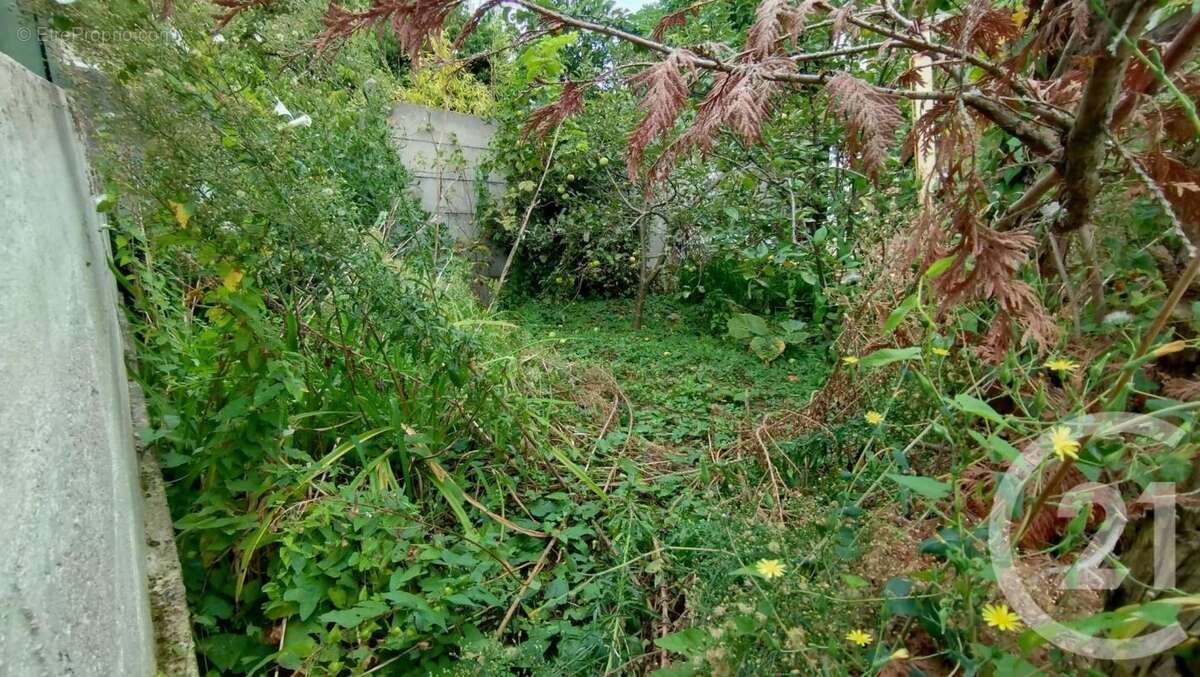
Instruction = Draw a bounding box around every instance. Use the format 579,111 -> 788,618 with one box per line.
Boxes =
201,633 -> 269,672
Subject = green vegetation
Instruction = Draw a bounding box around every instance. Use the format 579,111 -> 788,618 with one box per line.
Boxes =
29,0 -> 1200,673
513,298 -> 828,446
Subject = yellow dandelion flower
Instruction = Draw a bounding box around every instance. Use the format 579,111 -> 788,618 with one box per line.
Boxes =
1044,358 -> 1078,374
755,559 -> 786,579
1152,340 -> 1187,358
865,411 -> 884,425
845,629 -> 873,646
982,603 -> 1022,632
932,347 -> 950,357
1049,426 -> 1079,461
842,356 -> 860,365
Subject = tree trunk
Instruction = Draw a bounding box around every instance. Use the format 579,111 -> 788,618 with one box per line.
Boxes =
1106,466 -> 1200,675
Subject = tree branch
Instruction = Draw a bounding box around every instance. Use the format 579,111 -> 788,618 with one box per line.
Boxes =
996,0 -> 1200,231
962,93 -> 1062,157
1057,0 -> 1155,234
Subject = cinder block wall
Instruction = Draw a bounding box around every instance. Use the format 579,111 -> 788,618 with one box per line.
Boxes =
0,52 -> 155,676
389,102 -> 506,249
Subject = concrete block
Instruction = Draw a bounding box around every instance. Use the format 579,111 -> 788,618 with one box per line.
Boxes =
0,52 -> 155,677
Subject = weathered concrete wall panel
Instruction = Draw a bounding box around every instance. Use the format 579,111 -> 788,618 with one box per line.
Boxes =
0,52 -> 155,676
388,103 -> 505,244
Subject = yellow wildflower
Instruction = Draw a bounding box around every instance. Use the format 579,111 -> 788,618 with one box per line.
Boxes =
1152,340 -> 1187,358
982,603 -> 1022,632
755,559 -> 786,579
1050,426 -> 1079,461
865,411 -> 884,425
1044,358 -> 1078,374
845,629 -> 873,646
932,347 -> 950,357
842,356 -> 860,365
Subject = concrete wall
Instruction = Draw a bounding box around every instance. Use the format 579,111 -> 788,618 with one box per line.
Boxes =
0,0 -> 46,78
0,52 -> 156,676
388,102 -> 505,245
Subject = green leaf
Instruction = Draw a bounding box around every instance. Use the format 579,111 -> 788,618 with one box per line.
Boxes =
318,599 -> 390,628
750,335 -> 786,363
882,294 -> 919,335
886,473 -> 951,500
951,393 -> 1005,424
388,565 -> 423,591
201,633 -> 270,672
727,313 -> 770,339
842,573 -> 870,589
882,577 -> 921,618
1132,601 -> 1180,627
654,627 -> 711,656
991,651 -> 1039,677
860,346 -> 922,368
923,254 -> 957,279
967,429 -> 1020,462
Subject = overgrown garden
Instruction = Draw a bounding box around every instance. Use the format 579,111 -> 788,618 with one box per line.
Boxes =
28,0 -> 1200,673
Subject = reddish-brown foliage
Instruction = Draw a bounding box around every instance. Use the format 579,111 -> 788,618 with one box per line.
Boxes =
824,72 -> 903,182
523,81 -> 590,140
744,0 -> 818,59
646,59 -> 792,185
651,2 -> 702,41
933,201 -> 1057,360
213,0 -> 273,30
935,0 -> 1020,57
626,50 -> 695,181
314,0 -> 461,63
1139,152 -> 1200,228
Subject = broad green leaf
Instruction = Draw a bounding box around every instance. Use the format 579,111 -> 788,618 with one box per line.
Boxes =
967,429 -> 1020,462
951,393 -> 1005,424
750,335 -> 786,363
860,346 -> 922,368
923,254 -> 958,279
882,293 -> 919,335
1131,601 -> 1180,627
654,627 -> 711,656
887,473 -> 951,500
318,599 -> 390,628
842,573 -> 870,589
727,313 -> 770,339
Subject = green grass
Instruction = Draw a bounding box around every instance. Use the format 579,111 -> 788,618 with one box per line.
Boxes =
511,297 -> 829,450
489,298 -> 901,675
